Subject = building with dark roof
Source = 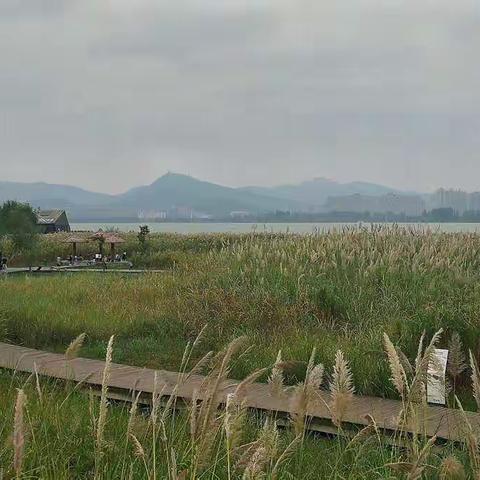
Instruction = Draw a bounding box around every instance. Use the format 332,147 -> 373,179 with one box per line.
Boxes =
36,210 -> 71,233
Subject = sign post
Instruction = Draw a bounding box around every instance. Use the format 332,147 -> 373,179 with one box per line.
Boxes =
427,349 -> 449,405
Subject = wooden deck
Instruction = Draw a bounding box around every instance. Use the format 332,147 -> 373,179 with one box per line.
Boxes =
0,342 -> 478,442
2,267 -> 165,275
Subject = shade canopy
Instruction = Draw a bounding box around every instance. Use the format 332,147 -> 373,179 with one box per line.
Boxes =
90,231 -> 106,240
104,234 -> 126,244
64,235 -> 86,244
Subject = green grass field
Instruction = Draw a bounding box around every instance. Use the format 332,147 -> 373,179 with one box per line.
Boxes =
0,228 -> 479,478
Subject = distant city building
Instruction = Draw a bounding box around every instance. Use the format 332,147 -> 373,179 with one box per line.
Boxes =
468,192 -> 480,212
325,193 -> 425,216
138,210 -> 168,220
169,206 -> 194,220
429,188 -> 480,214
230,211 -> 251,219
429,189 -> 469,214
36,209 -> 71,233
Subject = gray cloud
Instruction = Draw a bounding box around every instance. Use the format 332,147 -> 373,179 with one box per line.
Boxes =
0,0 -> 73,19
1,0 -> 480,193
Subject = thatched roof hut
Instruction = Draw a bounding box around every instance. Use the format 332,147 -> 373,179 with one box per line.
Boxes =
89,231 -> 125,256
64,235 -> 86,256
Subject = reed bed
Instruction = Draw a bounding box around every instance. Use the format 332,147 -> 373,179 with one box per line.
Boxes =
1,227 -> 480,477
0,328 -> 477,479
2,228 -> 480,396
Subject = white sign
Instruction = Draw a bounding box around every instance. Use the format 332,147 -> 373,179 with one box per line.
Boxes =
427,348 -> 449,405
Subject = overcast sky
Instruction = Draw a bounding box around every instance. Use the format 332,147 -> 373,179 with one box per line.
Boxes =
1,0 -> 480,194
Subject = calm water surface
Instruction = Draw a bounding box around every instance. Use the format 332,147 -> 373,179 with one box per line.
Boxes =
71,222 -> 480,234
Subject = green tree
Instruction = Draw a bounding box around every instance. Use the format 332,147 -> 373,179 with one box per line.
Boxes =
0,201 -> 39,264
138,225 -> 150,252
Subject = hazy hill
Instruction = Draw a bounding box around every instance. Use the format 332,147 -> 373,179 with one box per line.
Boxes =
241,177 -> 402,208
0,173 -> 413,220
116,173 -> 300,215
0,181 -> 113,208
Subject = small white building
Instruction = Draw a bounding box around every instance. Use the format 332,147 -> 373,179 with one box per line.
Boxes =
230,211 -> 250,219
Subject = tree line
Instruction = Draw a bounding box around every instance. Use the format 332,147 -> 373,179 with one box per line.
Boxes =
0,201 -> 39,264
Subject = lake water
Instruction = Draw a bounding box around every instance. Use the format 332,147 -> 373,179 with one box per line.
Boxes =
71,222 -> 480,234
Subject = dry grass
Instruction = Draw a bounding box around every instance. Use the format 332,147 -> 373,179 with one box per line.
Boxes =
13,389 -> 26,479
1,328 -> 478,478
2,228 -> 480,477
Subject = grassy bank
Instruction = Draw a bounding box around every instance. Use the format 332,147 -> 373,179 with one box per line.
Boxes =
1,231 -> 247,269
2,228 -> 480,396
1,228 -> 480,477
0,336 -> 471,479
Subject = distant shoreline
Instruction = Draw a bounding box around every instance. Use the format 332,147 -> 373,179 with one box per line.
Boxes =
70,221 -> 480,234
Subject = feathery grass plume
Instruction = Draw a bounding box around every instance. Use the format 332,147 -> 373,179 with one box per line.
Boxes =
291,361 -> 324,437
191,323 -> 208,351
345,422 -> 376,449
307,363 -> 324,400
329,350 -> 354,428
197,336 -> 247,436
447,332 -> 466,394
59,372 -> 95,410
406,435 -> 437,480
439,455 -> 466,480
170,447 -> 178,480
242,446 -> 268,480
270,435 -> 302,480
385,435 -> 437,480
383,333 -> 408,399
224,368 -> 269,450
193,336 -> 247,472
224,388 -> 253,452
224,392 -> 246,479
455,396 -> 480,474
259,419 -> 280,462
96,335 -> 114,451
179,340 -> 191,375
447,333 -> 467,380
150,371 -> 160,428
13,388 -> 26,479
289,348 -> 318,437
397,348 -> 414,377
129,434 -> 151,480
88,388 -> 96,430
469,350 -> 480,410
127,391 -> 141,438
33,362 -> 42,404
189,389 -> 199,445
241,420 -> 279,480
268,350 -> 285,397
414,330 -> 426,372
234,367 -> 269,402
306,347 -> 317,381
130,433 -> 145,458
65,332 -> 86,360
160,384 -> 178,425
181,351 -> 213,383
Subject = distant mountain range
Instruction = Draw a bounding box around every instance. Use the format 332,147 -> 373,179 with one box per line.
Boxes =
0,173 -> 410,221
240,178 -> 405,206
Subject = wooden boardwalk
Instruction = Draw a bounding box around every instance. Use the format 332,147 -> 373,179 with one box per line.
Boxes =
0,342 -> 478,442
2,267 -> 165,275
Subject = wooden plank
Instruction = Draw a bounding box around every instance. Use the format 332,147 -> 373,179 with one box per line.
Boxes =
56,269 -> 166,274
0,342 -> 478,442
2,268 -> 166,275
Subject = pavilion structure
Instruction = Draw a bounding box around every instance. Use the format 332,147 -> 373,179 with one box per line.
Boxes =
64,235 -> 87,257
62,231 -> 126,259
104,233 -> 126,257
